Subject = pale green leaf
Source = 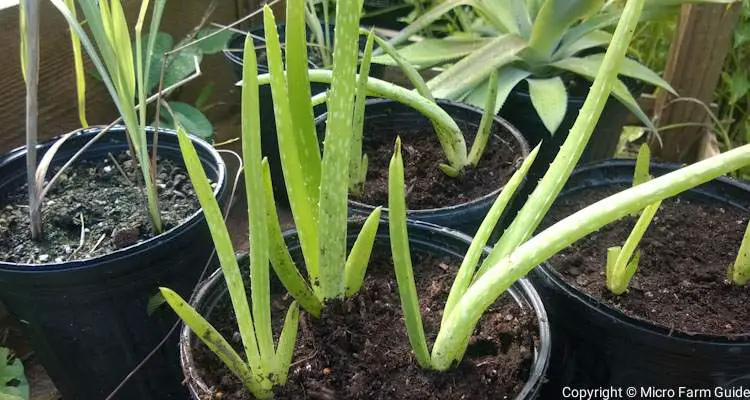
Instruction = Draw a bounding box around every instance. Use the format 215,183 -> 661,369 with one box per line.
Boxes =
582,53 -> 677,95
263,8 -> 320,285
464,66 -> 531,113
428,34 -> 527,100
239,33 -> 275,371
527,77 -> 568,134
175,126 -> 261,372
557,29 -> 613,59
731,222 -> 750,285
163,45 -> 202,89
143,32 -> 174,92
274,302 -> 300,385
529,0 -> 604,56
159,288 -> 272,398
351,31 -> 376,193
551,57 -> 657,133
633,143 -> 651,187
262,159 -> 324,316
468,70 -> 499,165
344,207 -> 382,297
195,27 -> 233,54
368,31 -> 433,100
0,348 -> 28,400
388,138 -> 431,369
371,37 -> 492,69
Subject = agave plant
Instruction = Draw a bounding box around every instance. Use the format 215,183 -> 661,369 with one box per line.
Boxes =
375,0 -> 735,135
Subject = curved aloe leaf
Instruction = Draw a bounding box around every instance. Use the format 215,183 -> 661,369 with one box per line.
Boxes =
351,30 -> 376,194
371,37 -> 492,69
388,138 -> 431,369
731,222 -> 750,286
464,66 -> 531,114
441,145 -> 540,326
468,70 -> 499,166
428,34 -> 527,100
556,29 -> 613,59
263,8 -> 320,284
528,0 -> 603,57
344,207 -> 382,297
527,76 -> 568,134
240,33 -> 275,371
367,30 -> 433,100
551,56 -> 657,133
287,0 -> 321,202
159,288 -> 272,398
262,160 -> 323,317
581,53 -> 678,95
275,302 -> 300,385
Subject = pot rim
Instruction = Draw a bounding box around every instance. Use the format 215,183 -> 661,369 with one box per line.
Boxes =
318,97 -> 531,215
0,125 -> 227,270
539,159 -> 750,343
179,219 -> 551,399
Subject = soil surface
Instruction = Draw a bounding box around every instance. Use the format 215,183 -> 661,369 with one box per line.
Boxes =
0,152 -> 201,264
546,186 -> 750,337
193,250 -> 539,399
352,123 -> 524,210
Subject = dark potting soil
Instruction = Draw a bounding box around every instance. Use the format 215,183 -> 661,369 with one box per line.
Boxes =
352,123 -> 524,210
193,251 -> 538,399
546,186 -> 750,337
0,153 -> 201,264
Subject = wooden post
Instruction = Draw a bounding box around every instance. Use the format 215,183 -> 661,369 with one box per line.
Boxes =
648,3 -> 741,163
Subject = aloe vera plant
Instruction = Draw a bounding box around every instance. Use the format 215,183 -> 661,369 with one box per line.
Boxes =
730,221 -> 750,286
49,0 -> 169,234
376,0 -> 735,135
387,0 -> 750,372
605,144 -> 662,295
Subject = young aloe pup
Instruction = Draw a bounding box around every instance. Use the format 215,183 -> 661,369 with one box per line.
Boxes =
387,0 -> 750,374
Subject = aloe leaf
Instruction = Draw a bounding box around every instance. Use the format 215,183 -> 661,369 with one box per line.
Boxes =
551,57 -> 657,133
731,222 -> 750,286
556,29 -> 613,59
468,70 -> 499,166
317,0 -> 364,300
633,143 -> 651,187
351,30 -> 376,194
263,7 -> 320,284
528,0 -> 603,57
428,34 -> 526,100
527,76 -> 568,134
371,37 -> 492,69
464,66 -> 530,114
344,207 -> 382,297
382,0 -> 474,50
367,30 -> 432,100
581,53 -> 678,95
159,288 -> 272,398
262,159 -> 324,316
442,145 -> 540,326
388,138 -> 431,368
175,126 -> 261,372
607,199 -> 661,295
275,302 -> 300,385
240,33 -> 275,371
287,0 -> 322,202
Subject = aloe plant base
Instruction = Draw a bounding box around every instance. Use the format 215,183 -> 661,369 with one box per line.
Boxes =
180,221 -> 550,399
315,99 -> 530,236
530,160 -> 750,389
0,128 -> 227,400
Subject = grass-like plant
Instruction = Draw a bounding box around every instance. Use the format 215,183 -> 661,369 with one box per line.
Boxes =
606,144 -> 662,294
386,0 -> 750,371
50,0 -> 169,233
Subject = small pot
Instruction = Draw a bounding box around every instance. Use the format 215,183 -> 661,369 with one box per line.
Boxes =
180,219 -> 551,399
224,23 -> 385,206
0,127 -> 228,400
314,98 -> 530,236
529,159 -> 750,389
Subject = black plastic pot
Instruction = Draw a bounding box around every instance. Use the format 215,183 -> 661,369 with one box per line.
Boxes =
0,127 -> 228,400
529,159 -> 750,389
314,98 -> 530,236
180,219 -> 551,399
224,24 -> 385,205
